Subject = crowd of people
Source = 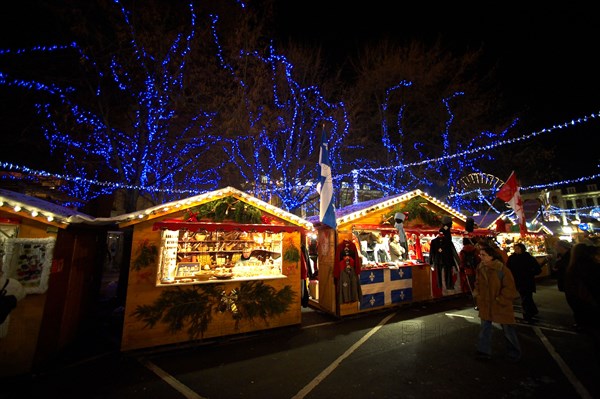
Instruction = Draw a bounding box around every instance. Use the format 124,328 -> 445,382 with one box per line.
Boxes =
461,235 -> 600,364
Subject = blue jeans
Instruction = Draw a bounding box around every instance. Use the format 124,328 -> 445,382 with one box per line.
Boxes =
477,319 -> 521,360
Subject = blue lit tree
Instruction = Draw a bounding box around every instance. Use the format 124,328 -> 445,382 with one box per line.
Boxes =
207,25 -> 351,212
0,0 -> 351,213
345,39 -> 520,210
1,1 -> 228,211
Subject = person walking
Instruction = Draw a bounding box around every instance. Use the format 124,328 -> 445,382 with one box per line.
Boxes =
553,240 -> 572,292
564,242 -> 599,330
459,237 -> 480,296
507,243 -> 541,322
473,245 -> 521,362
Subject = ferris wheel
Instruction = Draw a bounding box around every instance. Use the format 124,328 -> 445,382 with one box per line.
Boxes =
450,173 -> 505,213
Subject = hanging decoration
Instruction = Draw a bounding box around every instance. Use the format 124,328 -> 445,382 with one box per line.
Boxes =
132,281 -> 295,339
384,197 -> 440,227
133,284 -> 222,339
283,243 -> 300,262
2,237 -> 55,294
132,240 -> 158,271
185,197 -> 263,224
230,281 -> 294,328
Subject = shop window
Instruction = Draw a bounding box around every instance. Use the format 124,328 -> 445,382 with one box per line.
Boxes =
567,187 -> 576,194
586,198 -> 594,207
157,229 -> 285,286
586,184 -> 597,191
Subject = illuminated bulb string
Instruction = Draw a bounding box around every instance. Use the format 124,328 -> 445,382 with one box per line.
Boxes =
546,205 -> 600,218
5,114 -> 600,197
1,113 -> 599,199
0,0 -> 597,209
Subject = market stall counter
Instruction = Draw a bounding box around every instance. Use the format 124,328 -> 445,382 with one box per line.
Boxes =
496,232 -> 551,278
116,187 -> 312,351
308,190 -> 470,317
359,260 -> 431,311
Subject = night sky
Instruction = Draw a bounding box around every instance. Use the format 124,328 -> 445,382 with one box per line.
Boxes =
273,2 -> 600,179
274,3 -> 600,121
1,1 -> 599,182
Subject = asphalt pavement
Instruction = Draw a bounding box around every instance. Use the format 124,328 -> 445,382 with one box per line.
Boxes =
1,278 -> 599,399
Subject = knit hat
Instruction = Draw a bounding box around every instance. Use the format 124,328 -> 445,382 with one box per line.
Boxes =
394,212 -> 405,222
441,215 -> 452,225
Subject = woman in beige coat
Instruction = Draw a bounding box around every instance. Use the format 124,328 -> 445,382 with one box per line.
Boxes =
473,245 -> 521,361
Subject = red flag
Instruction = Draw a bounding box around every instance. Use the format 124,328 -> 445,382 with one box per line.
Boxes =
497,171 -> 527,236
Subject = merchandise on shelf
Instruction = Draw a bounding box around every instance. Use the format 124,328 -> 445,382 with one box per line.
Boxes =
157,229 -> 284,285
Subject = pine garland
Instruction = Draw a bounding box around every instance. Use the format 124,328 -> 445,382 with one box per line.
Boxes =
132,240 -> 158,271
232,281 -> 295,328
132,281 -> 295,339
186,197 -> 263,224
283,244 -> 300,262
384,197 -> 441,227
133,284 -> 221,339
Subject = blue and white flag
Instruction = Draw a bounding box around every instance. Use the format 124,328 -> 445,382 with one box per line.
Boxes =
316,129 -> 336,229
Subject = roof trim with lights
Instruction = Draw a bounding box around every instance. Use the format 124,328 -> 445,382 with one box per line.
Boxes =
333,189 -> 467,227
0,188 -> 96,228
111,186 -> 313,230
152,221 -> 306,233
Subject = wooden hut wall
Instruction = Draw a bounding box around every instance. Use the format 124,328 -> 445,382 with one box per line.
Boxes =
120,210 -> 303,352
0,214 -> 56,376
34,227 -> 106,367
318,195 -> 468,317
313,227 -> 337,315
0,209 -> 107,376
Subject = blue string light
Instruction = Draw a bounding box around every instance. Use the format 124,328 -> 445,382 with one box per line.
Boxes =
1,0 -> 598,214
2,114 -> 598,199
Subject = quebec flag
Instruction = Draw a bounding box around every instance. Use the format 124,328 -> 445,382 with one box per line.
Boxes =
316,129 -> 337,229
496,171 -> 527,237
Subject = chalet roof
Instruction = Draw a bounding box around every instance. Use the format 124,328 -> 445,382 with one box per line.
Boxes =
0,187 -> 313,231
472,211 -> 504,230
308,189 -> 467,227
0,188 -> 96,228
111,186 -> 313,230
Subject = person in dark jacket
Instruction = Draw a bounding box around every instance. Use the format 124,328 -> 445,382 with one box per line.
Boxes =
507,243 -> 541,321
553,240 -> 572,292
459,237 -> 480,295
564,242 -> 600,330
430,216 -> 460,290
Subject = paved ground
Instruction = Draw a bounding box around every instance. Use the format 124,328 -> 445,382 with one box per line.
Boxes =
1,278 -> 599,399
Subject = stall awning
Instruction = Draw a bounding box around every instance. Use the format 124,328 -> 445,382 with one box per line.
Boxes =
152,221 -> 306,233
351,224 -> 495,236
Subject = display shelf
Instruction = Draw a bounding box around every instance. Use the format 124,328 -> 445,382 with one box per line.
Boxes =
157,228 -> 284,286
